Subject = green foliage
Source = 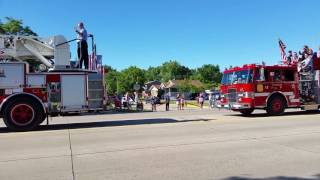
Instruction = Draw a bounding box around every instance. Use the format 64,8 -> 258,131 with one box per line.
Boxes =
176,81 -> 191,93
145,66 -> 161,81
105,70 -> 120,95
117,66 -> 146,94
176,80 -> 201,93
0,17 -> 37,36
0,23 -> 4,34
105,61 -> 222,95
192,64 -> 222,84
104,65 -> 116,73
159,60 -> 192,81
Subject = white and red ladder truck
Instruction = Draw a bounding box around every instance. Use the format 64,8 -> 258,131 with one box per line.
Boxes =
0,34 -> 106,131
219,61 -> 320,116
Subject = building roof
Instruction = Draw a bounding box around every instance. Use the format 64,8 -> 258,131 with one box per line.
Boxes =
144,80 -> 162,91
148,84 -> 162,91
164,80 -> 204,89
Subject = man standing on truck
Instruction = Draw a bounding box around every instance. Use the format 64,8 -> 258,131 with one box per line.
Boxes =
75,22 -> 89,69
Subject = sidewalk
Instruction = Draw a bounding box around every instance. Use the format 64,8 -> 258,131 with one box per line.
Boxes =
143,102 -> 218,112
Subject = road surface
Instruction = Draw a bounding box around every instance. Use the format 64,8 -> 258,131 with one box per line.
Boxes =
0,108 -> 319,180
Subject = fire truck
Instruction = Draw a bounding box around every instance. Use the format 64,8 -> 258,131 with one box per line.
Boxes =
219,62 -> 320,116
0,34 -> 106,131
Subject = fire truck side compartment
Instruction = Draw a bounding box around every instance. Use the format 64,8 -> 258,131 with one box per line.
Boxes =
27,74 -> 46,87
60,74 -> 87,111
0,63 -> 25,89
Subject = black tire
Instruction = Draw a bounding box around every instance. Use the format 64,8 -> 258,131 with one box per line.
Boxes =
239,108 -> 254,116
38,113 -> 48,125
3,97 -> 44,131
266,95 -> 286,116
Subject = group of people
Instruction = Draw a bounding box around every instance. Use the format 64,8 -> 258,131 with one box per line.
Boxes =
113,92 -> 218,111
286,45 -> 320,71
150,95 -> 160,111
175,94 -> 186,110
122,92 -> 143,110
286,45 -> 320,103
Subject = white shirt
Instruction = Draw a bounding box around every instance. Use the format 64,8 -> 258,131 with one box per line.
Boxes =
76,27 -> 87,42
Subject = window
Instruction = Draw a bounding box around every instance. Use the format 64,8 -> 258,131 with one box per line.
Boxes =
283,70 -> 295,81
256,68 -> 268,81
221,69 -> 253,85
268,69 -> 295,82
273,70 -> 281,82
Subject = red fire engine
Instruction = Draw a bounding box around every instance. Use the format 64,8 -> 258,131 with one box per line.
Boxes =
219,62 -> 320,116
0,34 -> 105,131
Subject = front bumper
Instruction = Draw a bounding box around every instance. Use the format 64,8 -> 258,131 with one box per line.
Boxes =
219,103 -> 252,110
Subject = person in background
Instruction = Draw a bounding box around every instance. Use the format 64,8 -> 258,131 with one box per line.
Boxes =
312,47 -> 320,70
165,94 -> 170,111
134,92 -> 139,104
151,96 -> 157,112
286,50 -> 293,65
292,52 -> 299,64
124,92 -> 130,109
180,95 -> 185,110
198,93 -> 204,109
303,45 -> 313,58
209,93 -> 214,109
176,94 -> 181,110
75,22 -> 89,69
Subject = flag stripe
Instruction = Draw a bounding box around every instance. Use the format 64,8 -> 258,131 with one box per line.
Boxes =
279,39 -> 287,63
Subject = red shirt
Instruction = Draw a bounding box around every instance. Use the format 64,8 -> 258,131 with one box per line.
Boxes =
313,56 -> 320,70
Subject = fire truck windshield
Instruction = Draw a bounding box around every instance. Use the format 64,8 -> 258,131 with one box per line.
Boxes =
221,69 -> 253,85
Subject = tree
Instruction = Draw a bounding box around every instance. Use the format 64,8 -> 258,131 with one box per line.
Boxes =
104,65 -> 116,74
0,17 -> 37,36
176,80 -> 195,93
0,21 -> 4,34
105,69 -> 120,95
159,60 -> 192,81
193,64 -> 222,84
145,66 -> 161,81
117,66 -> 146,94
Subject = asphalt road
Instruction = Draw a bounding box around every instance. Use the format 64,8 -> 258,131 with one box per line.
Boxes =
0,108 -> 320,180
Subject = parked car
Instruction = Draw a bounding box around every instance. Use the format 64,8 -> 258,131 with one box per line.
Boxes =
121,96 -> 134,108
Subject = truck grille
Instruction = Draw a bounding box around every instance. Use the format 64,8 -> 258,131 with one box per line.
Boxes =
227,88 -> 237,103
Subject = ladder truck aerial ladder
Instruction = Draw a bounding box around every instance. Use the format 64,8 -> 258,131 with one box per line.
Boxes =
0,34 -> 106,131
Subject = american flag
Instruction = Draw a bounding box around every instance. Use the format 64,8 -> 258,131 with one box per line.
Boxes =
89,44 -> 96,71
96,55 -> 103,74
89,53 -> 95,71
278,39 -> 287,63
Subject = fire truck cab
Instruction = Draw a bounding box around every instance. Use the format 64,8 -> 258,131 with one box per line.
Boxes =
219,63 -> 320,116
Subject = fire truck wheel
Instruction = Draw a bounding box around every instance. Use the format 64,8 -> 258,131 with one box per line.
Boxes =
239,109 -> 254,116
3,97 -> 44,131
38,113 -> 47,125
266,96 -> 286,116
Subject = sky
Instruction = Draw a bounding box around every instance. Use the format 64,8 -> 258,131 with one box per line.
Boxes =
1,0 -> 320,71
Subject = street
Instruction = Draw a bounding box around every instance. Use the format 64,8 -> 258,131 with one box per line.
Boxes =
0,108 -> 320,180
